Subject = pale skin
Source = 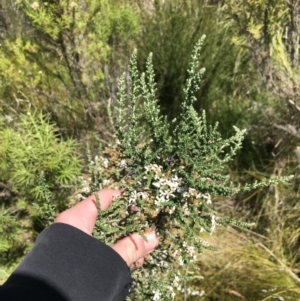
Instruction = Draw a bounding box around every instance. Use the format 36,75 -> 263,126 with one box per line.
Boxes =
54,189 -> 159,267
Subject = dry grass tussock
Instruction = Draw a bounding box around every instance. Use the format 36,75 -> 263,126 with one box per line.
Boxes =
191,227 -> 300,301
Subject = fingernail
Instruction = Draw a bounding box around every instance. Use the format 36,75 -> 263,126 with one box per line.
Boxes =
145,232 -> 159,253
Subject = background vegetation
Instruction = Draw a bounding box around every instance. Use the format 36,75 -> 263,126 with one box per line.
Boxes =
1,0 -> 300,300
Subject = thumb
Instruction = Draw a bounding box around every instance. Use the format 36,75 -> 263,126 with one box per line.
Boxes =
112,232 -> 159,266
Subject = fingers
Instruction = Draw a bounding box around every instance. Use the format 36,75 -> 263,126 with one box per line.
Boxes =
95,189 -> 122,211
132,257 -> 145,268
55,189 -> 121,235
112,232 -> 159,266
54,189 -> 160,266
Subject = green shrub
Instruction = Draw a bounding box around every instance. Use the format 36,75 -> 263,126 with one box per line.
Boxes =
0,112 -> 82,266
0,112 -> 82,206
0,0 -> 140,136
77,38 -> 291,301
135,0 -> 257,136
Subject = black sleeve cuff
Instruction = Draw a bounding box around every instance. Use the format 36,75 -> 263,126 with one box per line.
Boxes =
1,223 -> 132,301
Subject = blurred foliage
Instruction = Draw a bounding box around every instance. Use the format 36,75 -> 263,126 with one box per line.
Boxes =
0,0 -> 139,137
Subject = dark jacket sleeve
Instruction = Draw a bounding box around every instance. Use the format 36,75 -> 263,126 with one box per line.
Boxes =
0,223 -> 132,301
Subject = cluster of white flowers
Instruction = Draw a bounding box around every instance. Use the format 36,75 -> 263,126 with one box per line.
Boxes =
173,275 -> 182,291
171,249 -> 180,260
202,193 -> 212,205
154,250 -> 169,268
102,157 -> 109,168
93,155 -> 109,169
182,187 -> 198,198
102,179 -> 110,186
82,186 -> 91,194
182,188 -> 212,205
78,176 -> 91,195
77,193 -> 84,200
119,159 -> 127,168
153,177 -> 183,207
144,165 -> 212,210
186,288 -> 205,296
145,164 -> 163,178
167,286 -> 176,299
128,190 -> 148,204
177,255 -> 185,266
182,202 -> 190,215
168,206 -> 176,214
153,289 -> 161,301
120,166 -> 214,300
183,241 -> 197,261
172,274 -> 205,297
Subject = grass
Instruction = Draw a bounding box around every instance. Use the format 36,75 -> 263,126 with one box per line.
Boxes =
192,226 -> 300,301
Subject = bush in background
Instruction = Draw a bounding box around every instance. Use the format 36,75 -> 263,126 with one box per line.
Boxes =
0,0 -> 139,138
0,112 -> 82,271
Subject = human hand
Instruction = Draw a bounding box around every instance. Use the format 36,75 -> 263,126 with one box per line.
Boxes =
54,189 -> 159,267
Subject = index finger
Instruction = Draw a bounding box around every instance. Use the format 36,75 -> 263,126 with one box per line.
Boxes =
91,189 -> 122,211
54,189 -> 121,235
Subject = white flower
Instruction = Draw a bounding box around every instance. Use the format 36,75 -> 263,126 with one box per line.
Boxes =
202,193 -> 212,205
188,188 -> 197,196
154,195 -> 167,206
145,164 -> 162,178
172,250 -> 179,258
168,286 -> 176,299
153,289 -> 161,300
102,157 -> 109,168
182,202 -> 190,215
102,179 -> 110,186
187,245 -> 196,260
119,159 -> 127,168
178,256 -> 184,266
160,189 -> 175,200
77,193 -> 84,200
128,190 -> 137,204
182,191 -> 189,198
137,191 -> 148,199
82,186 -> 90,194
171,175 -> 182,184
152,181 -> 161,188
168,206 -> 176,214
152,177 -> 167,188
